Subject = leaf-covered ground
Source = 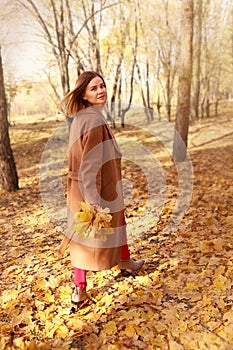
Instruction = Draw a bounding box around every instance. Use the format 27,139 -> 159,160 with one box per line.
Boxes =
0,107 -> 233,350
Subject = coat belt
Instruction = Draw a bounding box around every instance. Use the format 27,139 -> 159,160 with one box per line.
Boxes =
67,171 -> 79,181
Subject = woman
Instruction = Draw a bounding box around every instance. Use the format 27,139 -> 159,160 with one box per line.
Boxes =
59,71 -> 144,305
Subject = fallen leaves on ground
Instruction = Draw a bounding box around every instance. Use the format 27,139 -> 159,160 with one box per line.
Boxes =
0,112 -> 233,349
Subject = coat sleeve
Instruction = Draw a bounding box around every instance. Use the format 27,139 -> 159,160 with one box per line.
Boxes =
77,121 -> 104,207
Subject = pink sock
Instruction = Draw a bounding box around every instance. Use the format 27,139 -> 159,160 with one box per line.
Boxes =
73,216 -> 130,286
74,268 -> 87,290
121,216 -> 130,260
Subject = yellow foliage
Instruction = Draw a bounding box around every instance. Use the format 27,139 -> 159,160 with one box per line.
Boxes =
66,318 -> 84,330
223,310 -> 233,324
76,210 -> 93,223
186,282 -> 199,290
2,112 -> 233,349
102,320 -> 117,336
56,325 -> 69,338
1,289 -> 19,305
74,202 -> 114,241
124,323 -> 136,337
43,291 -> 55,303
213,274 -> 228,290
78,202 -> 95,220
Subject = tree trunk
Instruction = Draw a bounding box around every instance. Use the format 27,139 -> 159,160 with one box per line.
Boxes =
205,96 -> 210,118
109,11 -> 126,127
214,98 -> 219,118
166,63 -> 172,122
121,2 -> 137,127
156,95 -> 162,121
232,5 -> 233,98
146,59 -> 153,121
173,0 -> 193,162
0,48 -> 19,191
193,0 -> 202,119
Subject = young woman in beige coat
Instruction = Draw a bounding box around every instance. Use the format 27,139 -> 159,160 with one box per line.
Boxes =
60,71 -> 144,305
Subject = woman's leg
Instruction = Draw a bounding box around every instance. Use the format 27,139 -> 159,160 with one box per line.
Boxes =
121,216 -> 130,260
119,216 -> 145,270
72,268 -> 88,304
74,267 -> 87,290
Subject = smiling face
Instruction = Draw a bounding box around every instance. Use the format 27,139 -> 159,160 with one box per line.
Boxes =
83,76 -> 107,106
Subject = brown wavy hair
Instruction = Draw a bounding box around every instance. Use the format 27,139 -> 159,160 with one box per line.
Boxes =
60,71 -> 106,116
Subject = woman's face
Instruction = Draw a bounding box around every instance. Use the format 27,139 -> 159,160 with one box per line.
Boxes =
83,76 -> 107,106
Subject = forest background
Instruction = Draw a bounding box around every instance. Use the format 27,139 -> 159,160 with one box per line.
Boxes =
2,0 -> 232,122
0,0 -> 233,349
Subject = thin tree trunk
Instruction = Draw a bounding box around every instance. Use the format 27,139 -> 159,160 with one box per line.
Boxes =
231,4 -> 233,98
146,59 -> 153,121
0,48 -> 19,191
166,62 -> 172,122
109,10 -> 126,126
193,0 -> 202,119
173,0 -> 193,162
121,2 -> 137,127
214,98 -> 219,118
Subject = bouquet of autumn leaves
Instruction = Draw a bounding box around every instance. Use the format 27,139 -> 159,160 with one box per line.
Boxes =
73,202 -> 114,242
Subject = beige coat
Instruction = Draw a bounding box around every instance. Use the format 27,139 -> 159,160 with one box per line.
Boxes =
61,106 -> 124,270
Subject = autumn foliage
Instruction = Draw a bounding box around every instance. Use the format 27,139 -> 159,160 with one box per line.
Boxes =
73,202 -> 114,241
0,109 -> 233,349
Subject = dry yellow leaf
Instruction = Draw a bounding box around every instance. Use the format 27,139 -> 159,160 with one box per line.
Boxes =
168,339 -> 184,350
66,318 -> 84,330
76,211 -> 93,223
74,202 -> 113,241
216,296 -> 227,309
135,275 -> 152,286
1,264 -> 22,278
223,310 -> 233,324
36,306 -> 54,323
213,238 -> 224,250
224,215 -> 233,227
44,321 -> 59,338
188,258 -> 194,266
56,325 -> 69,338
147,335 -> 167,349
213,274 -> 227,290
34,278 -> 47,291
1,289 -> 19,304
12,338 -> 27,350
27,340 -> 38,350
47,275 -> 58,289
186,282 -> 199,290
199,240 -> 212,252
124,323 -> 136,337
178,319 -> 188,332
12,308 -> 33,329
93,209 -> 112,228
102,320 -> 117,336
43,291 -> 55,303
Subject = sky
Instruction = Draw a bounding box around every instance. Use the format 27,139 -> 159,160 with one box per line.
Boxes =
1,1 -> 45,80
3,43 -> 44,80
2,25 -> 45,80
1,0 -> 232,80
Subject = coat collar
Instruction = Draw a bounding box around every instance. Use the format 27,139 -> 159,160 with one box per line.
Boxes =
72,106 -> 122,156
